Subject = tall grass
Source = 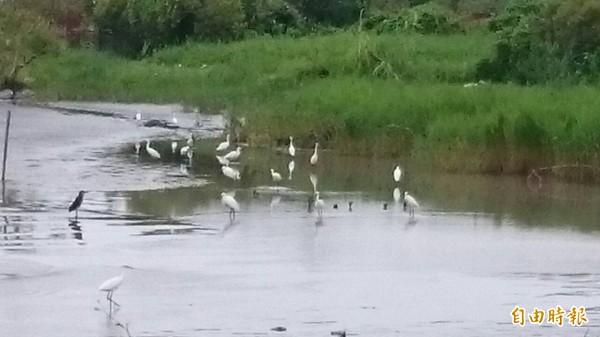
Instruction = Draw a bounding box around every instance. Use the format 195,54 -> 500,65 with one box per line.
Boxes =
26,31 -> 600,174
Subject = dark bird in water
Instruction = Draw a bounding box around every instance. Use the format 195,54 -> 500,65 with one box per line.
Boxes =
69,191 -> 86,220
348,201 -> 353,212
383,202 -> 388,210
333,204 -> 338,209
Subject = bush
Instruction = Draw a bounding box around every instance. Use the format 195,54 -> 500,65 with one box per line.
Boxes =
0,6 -> 63,90
477,0 -> 600,83
367,3 -> 463,34
242,0 -> 306,36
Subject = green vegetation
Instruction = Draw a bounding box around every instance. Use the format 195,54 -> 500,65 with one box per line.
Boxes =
6,0 -> 600,177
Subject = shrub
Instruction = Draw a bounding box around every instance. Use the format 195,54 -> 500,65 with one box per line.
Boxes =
367,3 -> 463,34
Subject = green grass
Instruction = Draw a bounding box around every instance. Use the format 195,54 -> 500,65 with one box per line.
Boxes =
26,30 -> 600,176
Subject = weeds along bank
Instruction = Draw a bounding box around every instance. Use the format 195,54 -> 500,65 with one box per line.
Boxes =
26,31 -> 600,176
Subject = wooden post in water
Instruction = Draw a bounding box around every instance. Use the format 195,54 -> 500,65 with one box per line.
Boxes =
2,110 -> 11,182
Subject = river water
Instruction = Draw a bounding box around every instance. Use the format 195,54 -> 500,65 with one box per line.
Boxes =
0,102 -> 599,337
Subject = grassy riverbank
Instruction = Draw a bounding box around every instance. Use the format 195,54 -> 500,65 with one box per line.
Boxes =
26,31 -> 600,176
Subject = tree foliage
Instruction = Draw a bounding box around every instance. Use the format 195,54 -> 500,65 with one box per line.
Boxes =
0,5 -> 63,90
477,0 -> 600,83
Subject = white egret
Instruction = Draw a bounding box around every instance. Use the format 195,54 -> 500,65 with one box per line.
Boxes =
171,141 -> 178,154
221,192 -> 240,220
310,143 -> 319,165
288,136 -> 296,157
393,165 -> 402,183
403,191 -> 419,218
180,145 -> 190,156
145,140 -> 161,159
135,112 -> 141,121
288,160 -> 295,180
309,173 -> 318,192
216,134 -> 231,152
224,146 -> 242,162
222,165 -> 241,180
216,155 -> 230,166
314,191 -> 324,218
134,142 -> 140,155
98,265 -> 132,314
187,133 -> 194,147
271,168 -> 282,190
393,187 -> 401,203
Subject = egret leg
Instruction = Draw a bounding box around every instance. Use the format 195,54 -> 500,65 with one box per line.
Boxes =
107,291 -> 113,314
75,209 -> 78,220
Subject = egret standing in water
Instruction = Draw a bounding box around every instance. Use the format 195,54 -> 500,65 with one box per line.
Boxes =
216,134 -> 231,152
310,143 -> 319,165
314,191 -> 324,219
393,165 -> 402,183
134,142 -> 141,155
145,140 -> 161,159
288,136 -> 296,157
135,112 -> 141,121
186,150 -> 193,166
68,190 -> 86,220
171,110 -> 178,125
187,133 -> 194,147
222,165 -> 241,180
271,168 -> 282,190
171,141 -> 178,154
224,146 -> 242,162
180,145 -> 190,156
403,191 -> 419,218
221,192 -> 240,220
98,265 -> 132,314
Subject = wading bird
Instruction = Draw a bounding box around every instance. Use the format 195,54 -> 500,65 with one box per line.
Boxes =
98,266 -> 132,314
403,191 -> 419,218
270,168 -> 282,188
171,110 -> 178,125
314,191 -> 324,219
288,136 -> 296,157
68,190 -> 86,220
145,140 -> 161,159
134,142 -> 140,155
216,134 -> 231,152
393,187 -> 401,203
180,145 -> 189,156
187,133 -> 194,147
171,141 -> 178,154
186,150 -> 193,166
222,165 -> 241,180
310,143 -> 319,165
135,112 -> 141,121
216,155 -> 230,166
224,146 -> 242,162
393,165 -> 402,183
309,173 -> 318,192
221,192 -> 240,220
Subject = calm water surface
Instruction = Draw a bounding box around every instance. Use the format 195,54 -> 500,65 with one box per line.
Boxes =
1,102 -> 599,337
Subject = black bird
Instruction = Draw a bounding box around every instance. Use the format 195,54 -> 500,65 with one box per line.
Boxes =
383,202 -> 388,210
333,204 -> 338,209
348,201 -> 353,212
69,190 -> 86,220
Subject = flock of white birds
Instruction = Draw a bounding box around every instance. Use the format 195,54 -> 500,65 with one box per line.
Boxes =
98,112 -> 421,313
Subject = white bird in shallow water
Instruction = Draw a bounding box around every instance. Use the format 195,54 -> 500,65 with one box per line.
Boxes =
171,141 -> 178,154
403,191 -> 419,217
221,192 -> 240,220
224,146 -> 242,162
271,169 -> 282,188
310,143 -> 319,165
180,145 -> 190,156
314,191 -> 324,218
222,165 -> 241,180
134,142 -> 140,155
171,110 -> 178,124
288,160 -> 295,180
98,265 -> 132,314
145,140 -> 161,159
216,134 -> 231,152
186,150 -> 193,165
187,133 -> 194,147
288,136 -> 296,157
393,165 -> 402,182
135,112 -> 141,121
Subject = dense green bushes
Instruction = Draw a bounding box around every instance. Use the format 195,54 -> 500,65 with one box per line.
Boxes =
365,3 -> 463,34
477,0 -> 600,83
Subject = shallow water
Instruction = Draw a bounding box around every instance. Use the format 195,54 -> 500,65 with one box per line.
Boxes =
1,102 -> 599,337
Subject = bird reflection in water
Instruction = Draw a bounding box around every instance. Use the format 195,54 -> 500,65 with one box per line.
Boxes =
68,220 -> 84,242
